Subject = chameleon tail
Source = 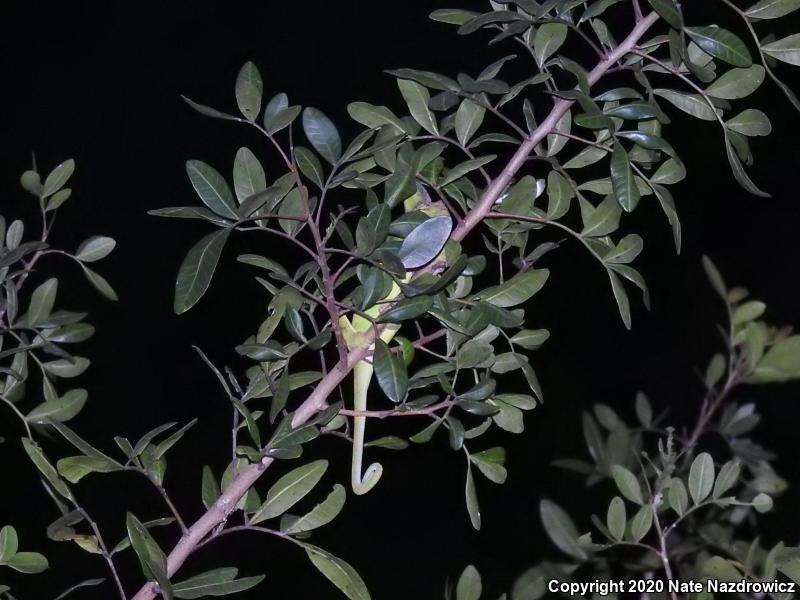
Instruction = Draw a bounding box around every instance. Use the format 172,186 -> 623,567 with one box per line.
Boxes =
351,358 -> 383,495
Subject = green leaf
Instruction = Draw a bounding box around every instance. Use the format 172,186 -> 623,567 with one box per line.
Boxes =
688,452 -> 715,504
174,228 -> 231,314
616,131 -> 675,156
726,109 -> 772,136
277,188 -> 305,234
186,160 -> 238,219
295,147 -> 326,188
533,23 -> 568,67
652,157 -> 686,185
685,26 -> 753,67
50,420 -> 121,467
387,68 -> 458,92
509,329 -> 550,350
606,496 -> 626,541
282,484 -> 346,534
20,170 -> 42,195
730,138 -> 766,197
456,565 -> 482,600
761,34 -> 800,66
237,253 -> 288,276
250,460 -> 328,524
57,456 -> 120,483
440,155 -> 495,187
752,492 -> 773,513
610,143 -> 639,212
148,207 -> 233,227
546,111 -> 571,156
646,0 -> 683,28
365,436 -> 409,450
654,89 -> 718,121
233,147 -> 266,204
397,79 -> 438,135
706,65 -> 765,99
235,61 -> 263,121
604,102 -> 659,120
202,466 -> 220,509
702,255 -> 727,299
182,96 -> 238,122
478,269 -> 549,308
491,397 -> 527,432
611,465 -> 643,504
510,567 -> 546,600
53,578 -> 105,600
563,146 -> 607,170
430,8 -> 479,25
630,505 -> 653,542
732,300 -> 766,324
605,234 -> 644,264
634,392 -> 652,427
80,264 -> 118,301
582,196 -> 621,236
376,296 -> 433,323
173,568 -> 265,598
667,478 -> 688,515
470,448 -> 507,484
43,159 -> 75,198
153,419 -> 197,459
356,204 -> 390,254
235,343 -> 287,361
384,148 -> 417,208
45,323 -> 95,344
304,544 -> 371,600
702,556 -> 742,582
458,341 -> 493,370
458,10 -> 524,35
346,102 -> 406,132
546,170 -> 572,219
27,389 -> 88,424
745,0 -> 800,19
373,339 -> 407,403
5,552 -> 48,574
750,335 -> 800,381
539,499 -> 586,560
465,460 -> 481,530
263,93 -> 288,126
27,278 -> 58,327
22,438 -> 73,500
75,236 -> 116,262
713,460 -> 741,498
303,107 -> 342,164
455,99 -> 485,146
398,216 -> 452,269
126,513 -> 172,599
733,151 -> 764,197
265,105 -> 302,135
0,526 -> 18,562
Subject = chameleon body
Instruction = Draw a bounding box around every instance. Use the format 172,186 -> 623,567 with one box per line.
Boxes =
339,296 -> 401,495
340,185 -> 447,495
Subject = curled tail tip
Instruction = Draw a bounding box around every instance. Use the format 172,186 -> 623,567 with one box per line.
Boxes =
352,462 -> 384,495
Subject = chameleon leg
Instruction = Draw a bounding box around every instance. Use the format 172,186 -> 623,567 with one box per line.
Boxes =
350,355 -> 383,495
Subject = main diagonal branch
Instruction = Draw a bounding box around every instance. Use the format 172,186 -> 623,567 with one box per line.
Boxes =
131,12 -> 659,599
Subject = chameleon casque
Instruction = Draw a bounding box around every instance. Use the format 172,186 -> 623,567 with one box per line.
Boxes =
339,183 -> 449,495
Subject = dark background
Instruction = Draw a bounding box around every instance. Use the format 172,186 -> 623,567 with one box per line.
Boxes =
2,1 -> 799,598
